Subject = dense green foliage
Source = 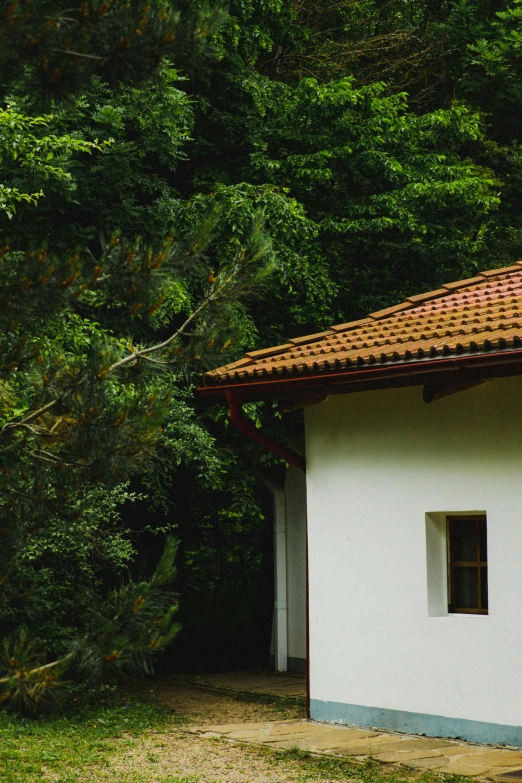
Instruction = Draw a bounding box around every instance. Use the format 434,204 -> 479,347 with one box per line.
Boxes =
1,0 -> 522,696
0,0 -> 274,706
1,538 -> 181,713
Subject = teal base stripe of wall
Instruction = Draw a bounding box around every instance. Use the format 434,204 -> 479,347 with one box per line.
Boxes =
310,700 -> 522,747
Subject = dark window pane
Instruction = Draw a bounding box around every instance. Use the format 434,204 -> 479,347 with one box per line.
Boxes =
453,567 -> 478,609
479,519 -> 487,562
480,567 -> 488,611
453,519 -> 478,561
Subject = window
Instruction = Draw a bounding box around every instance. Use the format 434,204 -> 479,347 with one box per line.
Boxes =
447,515 -> 488,615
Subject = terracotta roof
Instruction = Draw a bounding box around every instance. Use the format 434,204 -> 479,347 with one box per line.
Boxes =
203,263 -> 522,392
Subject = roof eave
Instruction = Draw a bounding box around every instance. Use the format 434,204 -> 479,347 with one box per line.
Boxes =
197,349 -> 522,403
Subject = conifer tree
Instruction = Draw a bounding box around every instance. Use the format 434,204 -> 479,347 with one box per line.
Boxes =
0,0 -> 273,710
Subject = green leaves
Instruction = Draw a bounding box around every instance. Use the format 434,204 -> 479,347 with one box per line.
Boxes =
245,73 -> 502,316
0,0 -> 226,100
0,105 -> 101,218
0,538 -> 180,712
0,1 -> 272,709
72,537 -> 180,683
464,0 -> 522,140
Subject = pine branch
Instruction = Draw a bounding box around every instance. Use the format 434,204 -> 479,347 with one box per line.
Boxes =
0,654 -> 73,686
54,50 -> 105,61
107,289 -> 222,374
1,399 -> 58,434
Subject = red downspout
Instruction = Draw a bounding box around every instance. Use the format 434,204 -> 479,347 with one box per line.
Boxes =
227,394 -> 306,472
227,393 -> 309,718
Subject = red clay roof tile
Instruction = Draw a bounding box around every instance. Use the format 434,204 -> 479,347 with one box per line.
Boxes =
244,343 -> 294,359
330,318 -> 375,332
406,288 -> 448,303
204,265 -> 522,387
288,331 -> 332,345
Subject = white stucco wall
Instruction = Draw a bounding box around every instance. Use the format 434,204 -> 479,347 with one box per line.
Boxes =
305,377 -> 522,739
285,465 -> 307,668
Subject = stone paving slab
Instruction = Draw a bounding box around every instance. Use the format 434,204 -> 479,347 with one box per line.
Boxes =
188,718 -> 522,779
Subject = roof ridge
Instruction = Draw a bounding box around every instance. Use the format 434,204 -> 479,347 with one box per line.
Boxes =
364,263 -> 522,323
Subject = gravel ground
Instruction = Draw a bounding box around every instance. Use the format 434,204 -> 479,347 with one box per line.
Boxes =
109,680 -> 352,783
127,677 -> 305,725
112,730 -> 334,783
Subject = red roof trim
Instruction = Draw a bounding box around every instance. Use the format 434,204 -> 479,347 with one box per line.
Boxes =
198,348 -> 522,402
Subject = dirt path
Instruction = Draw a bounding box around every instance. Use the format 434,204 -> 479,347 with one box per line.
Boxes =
128,675 -> 305,725
109,679 -> 414,783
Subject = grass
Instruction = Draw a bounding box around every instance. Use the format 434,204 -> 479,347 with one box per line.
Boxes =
0,699 -> 174,783
272,747 -> 475,783
265,746 -> 437,782
0,688 -> 473,783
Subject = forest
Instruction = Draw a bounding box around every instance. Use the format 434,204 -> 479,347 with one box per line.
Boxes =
1,0 -> 521,712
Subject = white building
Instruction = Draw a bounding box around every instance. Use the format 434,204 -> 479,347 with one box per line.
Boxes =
201,263 -> 522,746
